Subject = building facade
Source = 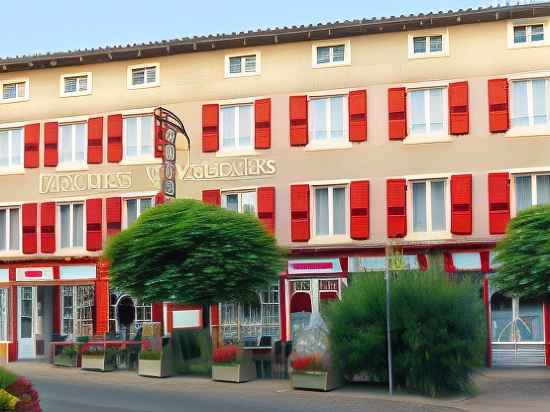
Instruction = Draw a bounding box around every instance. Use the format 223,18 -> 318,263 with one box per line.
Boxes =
1,3 -> 550,366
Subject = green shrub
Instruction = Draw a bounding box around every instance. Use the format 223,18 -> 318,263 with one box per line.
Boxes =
139,350 -> 162,361
0,367 -> 17,389
327,270 -> 485,397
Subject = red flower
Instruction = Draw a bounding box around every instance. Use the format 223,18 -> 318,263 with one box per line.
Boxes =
212,345 -> 238,364
291,355 -> 315,371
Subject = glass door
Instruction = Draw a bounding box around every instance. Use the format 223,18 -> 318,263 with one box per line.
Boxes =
18,286 -> 36,359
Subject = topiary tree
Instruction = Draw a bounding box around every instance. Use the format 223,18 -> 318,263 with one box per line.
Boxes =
493,205 -> 550,298
104,199 -> 284,304
327,270 -> 485,397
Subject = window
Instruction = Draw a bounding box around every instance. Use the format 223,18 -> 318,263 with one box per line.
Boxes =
225,53 -> 260,77
123,115 -> 154,159
408,31 -> 448,58
60,73 -> 91,97
314,186 -> 346,237
0,207 -> 20,252
135,299 -> 153,330
351,255 -> 420,272
452,252 -> 482,271
220,104 -> 253,151
408,87 -> 447,137
222,191 -> 256,214
514,24 -> 545,44
0,128 -> 23,170
510,79 -> 549,129
61,286 -> 74,335
411,179 -> 447,233
0,289 -> 8,341
309,95 -> 347,143
1,80 -> 28,102
125,197 -> 153,227
59,123 -> 86,166
312,41 -> 350,68
127,64 -> 160,89
59,203 -> 84,249
514,174 -> 550,213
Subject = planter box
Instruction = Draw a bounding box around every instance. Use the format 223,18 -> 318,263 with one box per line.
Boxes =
138,358 -> 171,378
81,354 -> 115,372
291,371 -> 340,392
212,362 -> 256,383
54,354 -> 78,368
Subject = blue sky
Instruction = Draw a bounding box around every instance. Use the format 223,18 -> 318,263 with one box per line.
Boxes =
1,1 -> 493,58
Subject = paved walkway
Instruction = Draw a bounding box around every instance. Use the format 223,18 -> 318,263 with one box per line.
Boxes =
5,362 -> 550,412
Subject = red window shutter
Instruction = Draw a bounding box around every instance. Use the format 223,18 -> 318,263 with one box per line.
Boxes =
107,114 -> 123,163
488,79 -> 510,133
86,198 -> 103,251
289,96 -> 308,146
106,197 -> 122,237
40,202 -> 56,253
388,87 -> 407,140
387,179 -> 407,238
449,81 -> 469,135
22,203 -> 38,254
488,172 -> 510,234
202,104 -> 219,153
450,174 -> 473,235
350,180 -> 369,240
202,189 -> 221,206
24,123 -> 40,168
290,184 -> 310,242
87,117 -> 103,164
257,186 -> 276,234
349,90 -> 367,142
255,98 -> 271,149
444,252 -> 457,273
417,254 -> 428,272
154,117 -> 163,158
155,192 -> 165,205
44,122 -> 58,167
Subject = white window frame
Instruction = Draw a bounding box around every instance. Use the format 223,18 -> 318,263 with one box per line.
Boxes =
0,78 -> 29,104
511,172 -> 550,216
224,51 -> 261,78
306,94 -> 350,149
311,184 -> 348,239
221,190 -> 257,214
0,206 -> 21,253
60,72 -> 92,97
408,29 -> 449,59
0,288 -> 8,341
127,63 -> 160,89
122,114 -> 155,162
406,86 -> 449,141
509,77 -> 550,131
58,122 -> 88,169
122,196 -> 154,229
311,40 -> 351,68
219,103 -> 255,153
507,19 -> 550,49
57,202 -> 86,251
0,127 -> 24,173
406,178 -> 451,240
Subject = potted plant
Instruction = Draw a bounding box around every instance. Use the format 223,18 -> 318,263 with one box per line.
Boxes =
53,344 -> 79,368
290,352 -> 339,391
81,345 -> 118,372
138,338 -> 172,378
211,344 -> 256,383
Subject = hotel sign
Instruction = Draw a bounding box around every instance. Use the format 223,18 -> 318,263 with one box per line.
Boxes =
40,172 -> 133,194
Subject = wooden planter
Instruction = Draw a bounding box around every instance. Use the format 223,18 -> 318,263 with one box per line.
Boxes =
212,362 -> 256,383
138,357 -> 171,378
81,354 -> 116,372
291,371 -> 340,392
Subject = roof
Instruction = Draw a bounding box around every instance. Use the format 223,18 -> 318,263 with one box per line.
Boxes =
2,2 -> 550,73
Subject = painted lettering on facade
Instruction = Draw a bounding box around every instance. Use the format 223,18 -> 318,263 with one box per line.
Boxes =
40,172 -> 133,194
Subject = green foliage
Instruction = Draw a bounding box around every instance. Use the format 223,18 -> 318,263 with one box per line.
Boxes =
0,367 -> 17,389
493,205 -> 550,298
139,350 -> 162,361
170,329 -> 212,375
327,270 -> 485,397
104,199 -> 284,304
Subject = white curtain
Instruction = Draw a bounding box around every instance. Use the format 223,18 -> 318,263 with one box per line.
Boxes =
126,199 -> 138,226
515,176 -> 532,211
222,106 -> 236,148
72,204 -> 84,248
0,210 -> 5,250
536,175 -> 550,205
330,96 -> 345,139
241,192 -> 256,215
512,81 -> 529,127
238,105 -> 252,148
410,90 -> 426,134
309,98 -> 327,141
75,123 -> 86,163
532,79 -> 547,126
0,131 -> 8,167
412,182 -> 427,232
11,129 -> 22,166
60,124 -> 72,163
124,117 -> 138,157
140,198 -> 152,214
9,208 -> 19,250
332,187 -> 346,234
60,205 -> 71,248
315,188 -> 329,235
431,180 -> 446,231
429,88 -> 444,132
140,116 -> 153,155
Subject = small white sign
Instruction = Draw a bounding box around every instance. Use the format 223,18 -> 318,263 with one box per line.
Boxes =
16,267 -> 54,281
172,310 -> 202,329
0,269 -> 9,283
59,265 -> 96,280
287,258 -> 342,275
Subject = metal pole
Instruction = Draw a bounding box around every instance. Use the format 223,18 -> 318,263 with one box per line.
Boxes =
385,245 -> 394,395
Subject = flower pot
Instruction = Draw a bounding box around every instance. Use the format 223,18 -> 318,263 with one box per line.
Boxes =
53,353 -> 78,368
81,354 -> 116,372
212,362 -> 256,383
138,357 -> 171,378
291,371 -> 340,392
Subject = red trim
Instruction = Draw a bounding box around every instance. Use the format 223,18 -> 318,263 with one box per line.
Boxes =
210,304 -> 219,327
8,287 -> 17,362
443,252 -> 456,273
279,277 -> 287,342
166,304 -> 202,334
418,254 -> 428,272
53,286 -> 61,334
483,277 -> 492,368
152,303 -> 163,330
290,292 -> 312,313
544,300 -> 550,367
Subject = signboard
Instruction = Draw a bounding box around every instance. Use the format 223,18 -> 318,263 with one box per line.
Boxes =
172,309 -> 203,329
287,258 -> 343,275
16,267 -> 54,282
59,265 -> 97,280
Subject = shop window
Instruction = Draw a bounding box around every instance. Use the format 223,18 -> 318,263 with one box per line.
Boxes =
314,185 -> 347,237
309,95 -> 347,143
411,179 -> 448,234
408,87 -> 447,138
124,197 -> 153,228
514,173 -> 550,213
225,53 -> 260,77
222,191 -> 256,214
123,115 -> 154,160
61,285 -> 94,337
1,80 -> 28,102
510,79 -> 549,129
452,252 -> 481,271
220,104 -> 253,152
61,286 -> 74,335
0,128 -> 23,170
59,123 -> 87,167
128,64 -> 159,89
491,293 -> 544,343
0,288 -> 8,341
59,203 -> 84,249
0,207 -> 20,252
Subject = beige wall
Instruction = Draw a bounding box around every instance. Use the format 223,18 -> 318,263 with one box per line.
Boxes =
1,19 -> 550,250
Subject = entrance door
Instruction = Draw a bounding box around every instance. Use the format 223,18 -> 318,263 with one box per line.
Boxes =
18,286 -> 37,359
491,292 -> 545,366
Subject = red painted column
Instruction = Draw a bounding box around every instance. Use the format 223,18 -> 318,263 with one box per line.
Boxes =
8,285 -> 17,362
279,275 -> 287,342
544,300 -> 550,367
52,287 -> 61,335
95,260 -> 110,335
482,277 -> 492,368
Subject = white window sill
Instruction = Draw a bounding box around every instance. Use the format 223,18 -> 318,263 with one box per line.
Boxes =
408,52 -> 449,60
57,248 -> 89,256
56,164 -> 89,172
0,97 -> 29,105
119,157 -> 162,166
308,235 -> 351,245
403,135 -> 453,145
504,127 -> 550,138
508,41 -> 549,50
216,149 -> 258,158
224,71 -> 260,79
0,167 -> 24,176
0,250 -> 22,257
305,141 -> 353,152
405,231 -> 452,242
60,90 -> 92,98
127,82 -> 160,90
312,62 -> 351,69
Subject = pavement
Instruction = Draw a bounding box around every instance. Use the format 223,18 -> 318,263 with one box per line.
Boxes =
5,362 -> 550,412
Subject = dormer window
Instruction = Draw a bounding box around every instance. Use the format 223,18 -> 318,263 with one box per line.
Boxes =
127,63 -> 160,89
61,73 -> 91,97
224,52 -> 261,77
1,79 -> 28,103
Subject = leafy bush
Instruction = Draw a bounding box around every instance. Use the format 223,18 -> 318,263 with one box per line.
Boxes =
327,270 -> 485,397
6,377 -> 41,412
0,388 -> 18,411
0,367 -> 18,389
212,345 -> 238,364
139,350 -> 162,361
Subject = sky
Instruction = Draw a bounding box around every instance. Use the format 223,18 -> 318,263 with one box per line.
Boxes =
0,1 -> 505,58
